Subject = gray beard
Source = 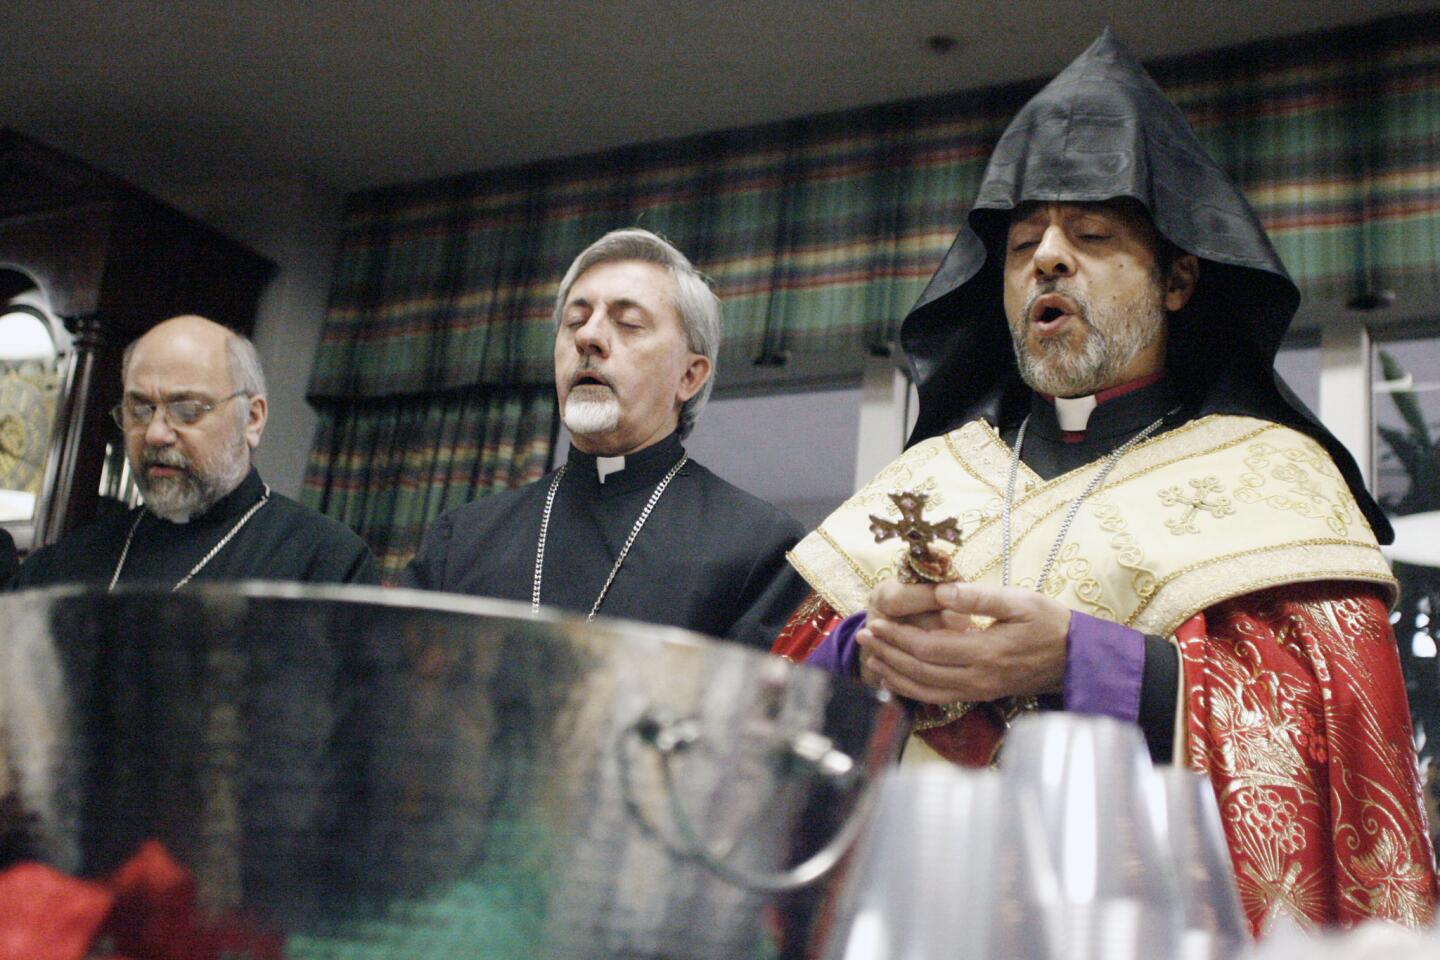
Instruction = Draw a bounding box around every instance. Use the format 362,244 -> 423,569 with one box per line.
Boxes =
562,395 -> 620,437
1012,282 -> 1165,397
137,437 -> 250,523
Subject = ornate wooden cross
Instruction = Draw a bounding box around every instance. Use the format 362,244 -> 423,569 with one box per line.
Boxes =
869,490 -> 962,583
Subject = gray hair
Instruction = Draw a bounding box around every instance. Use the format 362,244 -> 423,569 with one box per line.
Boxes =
224,332 -> 267,397
553,228 -> 721,439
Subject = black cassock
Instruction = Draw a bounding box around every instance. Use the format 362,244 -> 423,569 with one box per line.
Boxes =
11,468 -> 378,590
401,432 -> 811,650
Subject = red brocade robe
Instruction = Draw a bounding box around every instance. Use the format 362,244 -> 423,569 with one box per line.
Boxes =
774,415 -> 1437,933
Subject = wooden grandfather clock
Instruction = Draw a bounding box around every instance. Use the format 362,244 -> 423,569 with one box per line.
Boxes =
0,130 -> 274,551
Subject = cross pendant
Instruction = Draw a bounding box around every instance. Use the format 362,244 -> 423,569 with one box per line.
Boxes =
868,490 -> 962,583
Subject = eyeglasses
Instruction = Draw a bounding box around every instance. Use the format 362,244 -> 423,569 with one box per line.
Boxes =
111,392 -> 249,430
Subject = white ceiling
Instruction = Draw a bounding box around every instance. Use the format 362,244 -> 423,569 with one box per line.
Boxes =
1,1 -> 1434,197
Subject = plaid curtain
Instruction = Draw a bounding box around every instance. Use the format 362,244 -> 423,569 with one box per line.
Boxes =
303,386 -> 554,582
304,12 -> 1440,570
1155,15 -> 1440,305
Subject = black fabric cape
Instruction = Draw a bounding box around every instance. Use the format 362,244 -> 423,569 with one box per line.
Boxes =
400,432 -> 811,650
11,468 -> 379,590
898,28 -> 1391,543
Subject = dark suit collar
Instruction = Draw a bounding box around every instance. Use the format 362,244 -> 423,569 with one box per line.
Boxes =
1028,376 -> 1180,443
564,432 -> 686,496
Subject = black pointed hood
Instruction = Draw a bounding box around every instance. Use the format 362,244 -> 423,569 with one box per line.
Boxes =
900,29 -> 1391,542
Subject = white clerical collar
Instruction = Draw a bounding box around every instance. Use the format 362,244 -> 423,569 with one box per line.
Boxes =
1053,393 -> 1098,431
596,455 -> 626,483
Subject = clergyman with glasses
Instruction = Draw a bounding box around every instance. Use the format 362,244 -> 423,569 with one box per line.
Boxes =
11,314 -> 377,590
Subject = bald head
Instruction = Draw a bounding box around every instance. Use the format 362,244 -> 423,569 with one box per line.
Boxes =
123,315 -> 267,397
119,315 -> 269,522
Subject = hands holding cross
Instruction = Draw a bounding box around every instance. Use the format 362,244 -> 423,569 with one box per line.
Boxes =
859,491 -> 1071,705
855,579 -> 1071,704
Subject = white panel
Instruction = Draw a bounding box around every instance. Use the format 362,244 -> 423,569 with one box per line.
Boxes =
1319,322 -> 1372,488
853,358 -> 910,493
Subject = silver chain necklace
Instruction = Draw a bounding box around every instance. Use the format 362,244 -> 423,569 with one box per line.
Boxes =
532,455 -> 688,622
108,485 -> 272,593
1001,412 -> 1174,591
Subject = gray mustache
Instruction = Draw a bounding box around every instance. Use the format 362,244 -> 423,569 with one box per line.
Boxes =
1025,283 -> 1091,327
140,448 -> 191,471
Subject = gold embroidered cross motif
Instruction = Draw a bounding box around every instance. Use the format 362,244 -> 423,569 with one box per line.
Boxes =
869,490 -> 961,583
1158,476 -> 1234,535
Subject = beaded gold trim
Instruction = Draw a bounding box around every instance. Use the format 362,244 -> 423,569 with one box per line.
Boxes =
1128,541 -> 1398,636
785,546 -> 853,618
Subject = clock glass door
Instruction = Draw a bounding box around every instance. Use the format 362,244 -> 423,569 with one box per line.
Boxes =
0,284 -> 68,552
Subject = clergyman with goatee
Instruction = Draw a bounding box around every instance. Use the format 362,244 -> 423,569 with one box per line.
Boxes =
773,30 -> 1435,931
402,228 -> 810,649
11,314 -> 378,590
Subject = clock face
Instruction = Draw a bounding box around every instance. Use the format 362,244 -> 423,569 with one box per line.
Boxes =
0,373 -> 58,496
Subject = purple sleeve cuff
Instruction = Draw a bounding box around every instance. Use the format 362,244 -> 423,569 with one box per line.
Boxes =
1063,611 -> 1145,721
805,611 -> 867,677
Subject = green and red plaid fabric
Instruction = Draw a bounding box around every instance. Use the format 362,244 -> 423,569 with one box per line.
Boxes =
303,13 -> 1440,573
303,386 -> 553,581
